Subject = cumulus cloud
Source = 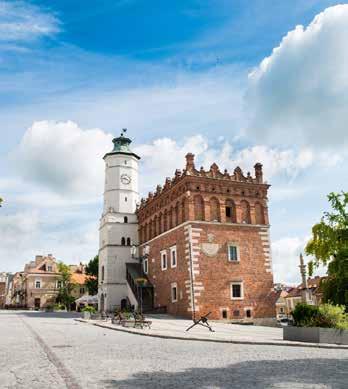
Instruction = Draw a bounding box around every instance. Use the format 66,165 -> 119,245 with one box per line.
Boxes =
272,236 -> 327,284
0,1 -> 60,42
247,4 -> 348,150
14,120 -> 112,199
14,121 -> 330,200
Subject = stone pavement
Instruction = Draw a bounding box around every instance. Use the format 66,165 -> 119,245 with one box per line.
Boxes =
77,314 -> 348,349
1,310 -> 348,388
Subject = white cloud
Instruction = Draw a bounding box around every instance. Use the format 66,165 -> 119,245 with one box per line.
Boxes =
271,235 -> 327,284
13,120 -> 112,199
247,4 -> 348,150
0,1 -> 60,42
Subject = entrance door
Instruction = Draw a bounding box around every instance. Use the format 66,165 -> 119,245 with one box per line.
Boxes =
34,298 -> 41,310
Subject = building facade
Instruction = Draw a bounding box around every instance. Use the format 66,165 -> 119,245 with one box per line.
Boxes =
137,153 -> 275,322
98,131 -> 140,312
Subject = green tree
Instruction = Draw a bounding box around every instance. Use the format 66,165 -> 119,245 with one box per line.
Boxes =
0,197 -> 3,207
85,255 -> 98,295
305,192 -> 348,307
56,262 -> 76,310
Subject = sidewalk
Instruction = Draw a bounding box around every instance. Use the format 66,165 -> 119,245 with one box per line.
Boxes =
76,314 -> 348,349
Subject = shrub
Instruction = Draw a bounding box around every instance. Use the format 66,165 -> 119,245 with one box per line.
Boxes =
292,303 -> 320,327
82,305 -> 97,314
292,303 -> 348,329
54,303 -> 66,311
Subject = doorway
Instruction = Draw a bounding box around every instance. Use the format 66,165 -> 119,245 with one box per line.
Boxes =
34,298 -> 41,310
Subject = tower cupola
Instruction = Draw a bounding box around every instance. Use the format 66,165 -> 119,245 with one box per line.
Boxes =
104,129 -> 140,160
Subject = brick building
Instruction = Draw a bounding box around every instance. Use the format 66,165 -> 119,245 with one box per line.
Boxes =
137,153 -> 275,322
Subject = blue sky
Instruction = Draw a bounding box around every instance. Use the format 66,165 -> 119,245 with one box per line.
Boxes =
1,0 -> 347,283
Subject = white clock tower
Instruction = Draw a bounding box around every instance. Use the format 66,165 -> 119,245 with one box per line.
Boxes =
98,130 -> 140,312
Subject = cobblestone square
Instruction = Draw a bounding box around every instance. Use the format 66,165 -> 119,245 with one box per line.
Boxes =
1,311 -> 347,388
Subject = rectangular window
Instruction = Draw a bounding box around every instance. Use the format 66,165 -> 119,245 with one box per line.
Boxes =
57,280 -> 62,289
171,283 -> 177,303
225,207 -> 231,217
161,251 -> 167,270
143,258 -> 148,274
35,280 -> 41,289
170,246 -> 177,268
80,287 -> 85,294
230,282 -> 243,300
228,245 -> 239,261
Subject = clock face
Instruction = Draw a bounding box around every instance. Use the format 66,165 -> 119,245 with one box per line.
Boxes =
121,174 -> 131,185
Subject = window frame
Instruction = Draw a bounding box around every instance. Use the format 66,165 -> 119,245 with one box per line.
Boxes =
227,243 -> 240,262
161,250 -> 167,271
171,282 -> 178,303
170,246 -> 177,268
230,281 -> 244,300
35,280 -> 41,289
143,257 -> 148,274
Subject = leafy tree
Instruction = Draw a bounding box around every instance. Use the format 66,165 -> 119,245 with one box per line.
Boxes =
305,192 -> 348,307
85,255 -> 98,295
0,197 -> 3,207
56,262 -> 76,310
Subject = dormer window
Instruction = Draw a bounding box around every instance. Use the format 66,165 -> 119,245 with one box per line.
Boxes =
47,265 -> 52,272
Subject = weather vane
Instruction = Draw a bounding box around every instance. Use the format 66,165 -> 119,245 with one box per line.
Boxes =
121,128 -> 127,136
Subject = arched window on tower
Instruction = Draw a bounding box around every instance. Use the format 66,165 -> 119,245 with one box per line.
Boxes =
124,216 -> 128,223
194,195 -> 205,221
127,237 -> 131,246
101,266 -> 105,282
225,199 -> 236,223
121,237 -> 126,246
240,200 -> 251,224
255,202 -> 265,224
210,197 -> 221,222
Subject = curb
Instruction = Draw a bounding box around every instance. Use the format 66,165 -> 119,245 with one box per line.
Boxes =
75,319 -> 348,350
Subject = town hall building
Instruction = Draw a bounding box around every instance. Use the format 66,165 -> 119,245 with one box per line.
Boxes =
98,132 -> 275,322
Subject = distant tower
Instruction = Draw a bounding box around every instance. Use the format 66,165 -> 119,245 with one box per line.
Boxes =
98,130 -> 140,312
299,253 -> 310,304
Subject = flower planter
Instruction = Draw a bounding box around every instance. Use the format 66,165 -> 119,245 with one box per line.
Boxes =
83,311 -> 91,320
284,326 -> 348,345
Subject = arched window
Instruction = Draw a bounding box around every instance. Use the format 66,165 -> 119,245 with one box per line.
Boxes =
240,200 -> 251,224
159,213 -> 163,234
225,199 -> 236,223
181,198 -> 186,222
255,202 -> 265,224
154,215 -> 158,237
127,237 -> 131,246
194,195 -> 205,221
175,202 -> 179,226
164,209 -> 168,232
210,197 -> 221,222
101,266 -> 105,281
124,216 -> 128,223
121,237 -> 126,246
168,208 -> 173,230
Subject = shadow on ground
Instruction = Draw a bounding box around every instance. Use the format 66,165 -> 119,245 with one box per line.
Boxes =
0,310 -> 82,319
102,358 -> 348,388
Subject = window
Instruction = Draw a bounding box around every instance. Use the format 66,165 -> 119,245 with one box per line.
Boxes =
228,245 -> 239,261
80,287 -> 85,294
170,246 -> 177,268
125,197 -> 127,202
246,309 -> 252,318
127,237 -> 131,246
222,309 -> 228,319
35,280 -> 41,289
57,280 -> 62,289
47,265 -> 52,272
101,266 -> 105,282
230,282 -> 243,300
121,237 -> 126,246
124,216 -> 128,223
161,251 -> 167,270
171,283 -> 178,302
143,258 -> 148,274
280,307 -> 284,313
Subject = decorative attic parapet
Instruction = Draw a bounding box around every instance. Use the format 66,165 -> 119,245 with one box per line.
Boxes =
137,153 -> 266,211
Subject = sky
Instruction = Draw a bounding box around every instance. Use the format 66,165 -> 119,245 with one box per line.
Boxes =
0,0 -> 347,284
